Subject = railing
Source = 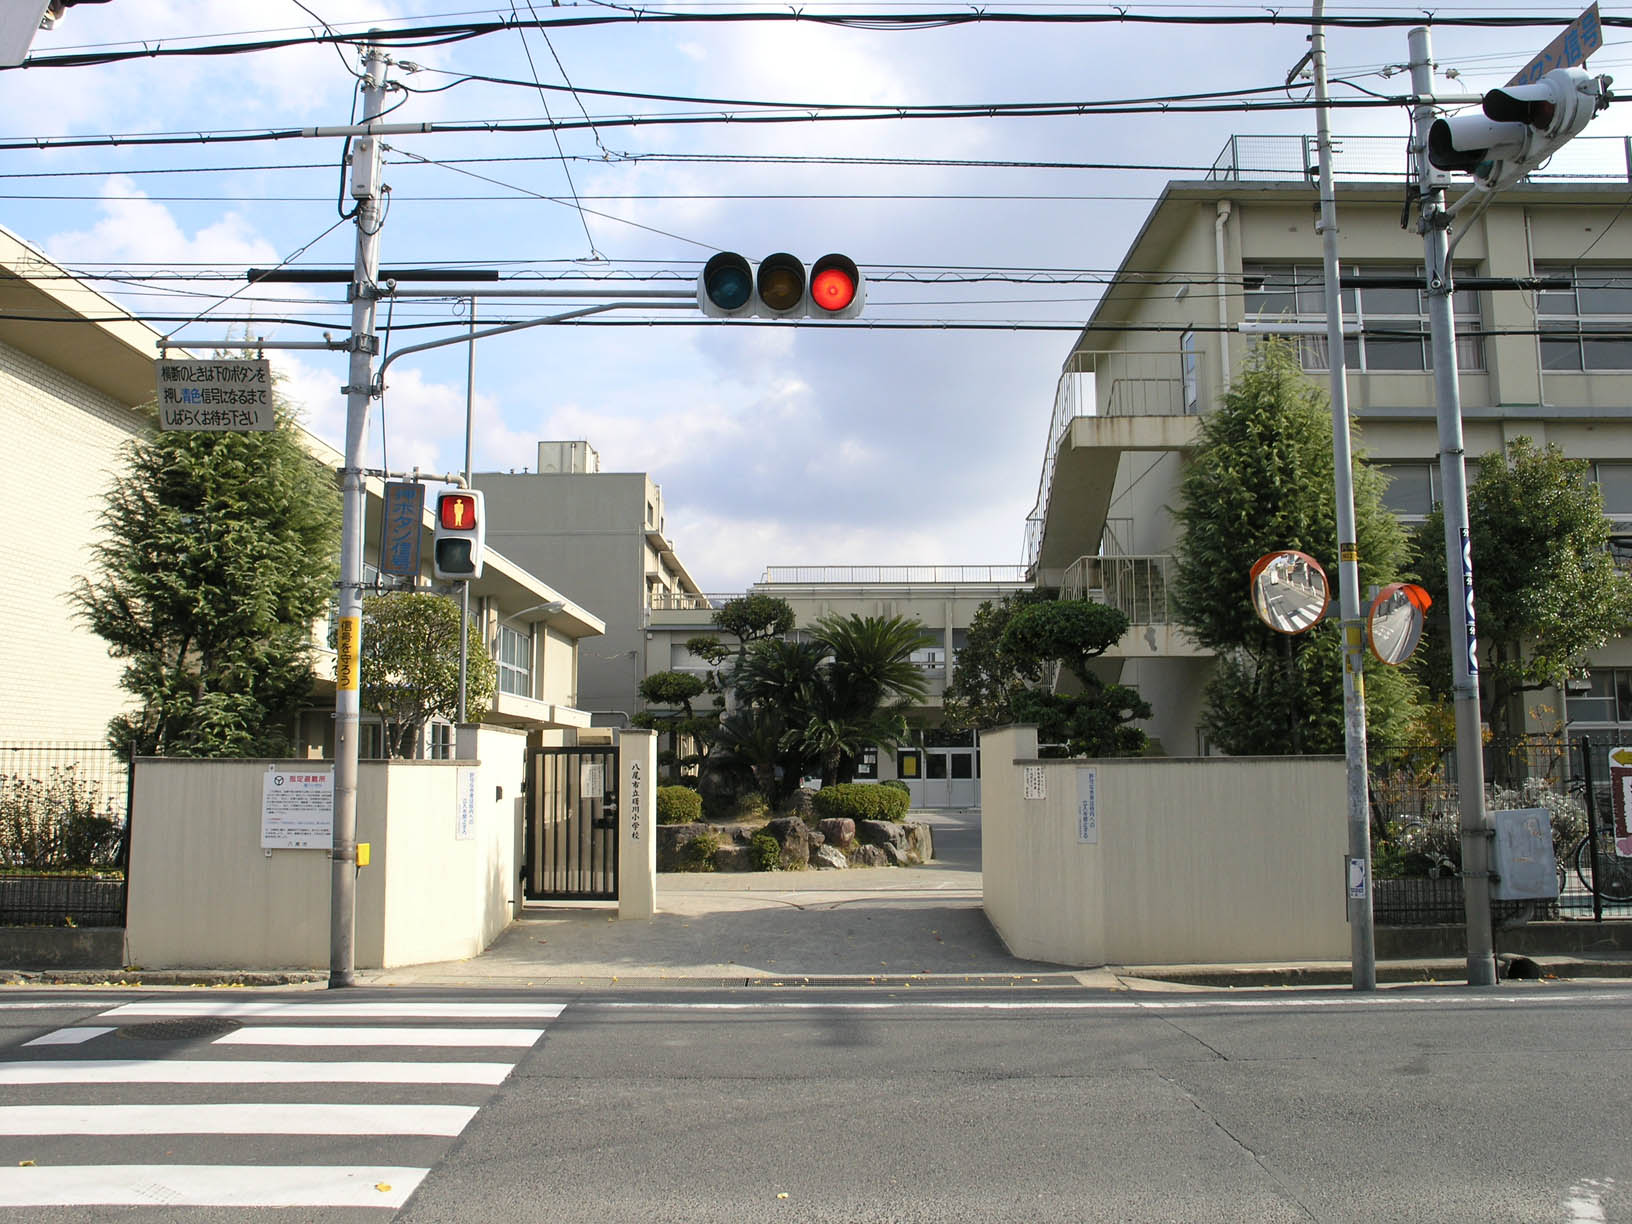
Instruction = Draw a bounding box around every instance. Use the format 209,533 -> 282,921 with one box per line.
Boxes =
648,591 -> 744,611
758,566 -> 1029,585
1207,133 -> 1632,184
1059,555 -> 1175,625
0,743 -> 129,824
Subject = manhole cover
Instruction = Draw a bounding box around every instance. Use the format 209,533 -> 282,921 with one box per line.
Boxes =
117,1018 -> 242,1042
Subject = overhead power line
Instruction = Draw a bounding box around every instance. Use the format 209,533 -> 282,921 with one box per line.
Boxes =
10,10 -> 1629,71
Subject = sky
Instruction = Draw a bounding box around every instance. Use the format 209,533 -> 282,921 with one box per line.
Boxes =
2,1 -> 1629,592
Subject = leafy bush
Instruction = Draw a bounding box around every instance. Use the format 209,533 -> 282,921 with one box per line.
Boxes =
881,779 -> 910,796
1373,776 -> 1588,879
0,768 -> 123,869
732,792 -> 771,823
682,830 -> 720,871
812,782 -> 909,823
657,786 -> 702,825
748,832 -> 781,871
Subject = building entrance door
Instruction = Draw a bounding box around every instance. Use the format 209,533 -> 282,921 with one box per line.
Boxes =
922,748 -> 978,808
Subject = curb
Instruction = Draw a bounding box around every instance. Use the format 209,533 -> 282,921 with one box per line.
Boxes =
1,969 -> 326,989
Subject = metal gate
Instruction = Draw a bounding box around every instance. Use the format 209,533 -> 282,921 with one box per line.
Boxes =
524,745 -> 618,900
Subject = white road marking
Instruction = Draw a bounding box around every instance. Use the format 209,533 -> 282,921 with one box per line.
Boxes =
101,1000 -> 564,1020
0,1102 -> 477,1137
0,1059 -> 514,1085
214,1025 -> 545,1048
0,1164 -> 428,1208
23,1027 -> 113,1047
0,1102 -> 478,1136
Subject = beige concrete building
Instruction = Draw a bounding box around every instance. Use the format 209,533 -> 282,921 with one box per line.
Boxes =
1027,137 -> 1632,753
475,442 -> 705,732
0,227 -> 602,781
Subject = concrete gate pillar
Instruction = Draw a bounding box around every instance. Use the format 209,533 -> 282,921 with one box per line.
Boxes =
616,728 -> 658,920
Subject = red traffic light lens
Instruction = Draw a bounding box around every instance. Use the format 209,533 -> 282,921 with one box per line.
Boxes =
811,267 -> 856,313
439,492 -> 478,530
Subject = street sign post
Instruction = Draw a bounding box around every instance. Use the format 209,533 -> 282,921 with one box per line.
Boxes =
155,358 -> 274,431
1508,4 -> 1603,86
380,482 -> 425,579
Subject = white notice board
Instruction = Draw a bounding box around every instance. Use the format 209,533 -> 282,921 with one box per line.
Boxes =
1076,767 -> 1098,843
261,769 -> 334,849
1023,766 -> 1046,801
455,768 -> 477,841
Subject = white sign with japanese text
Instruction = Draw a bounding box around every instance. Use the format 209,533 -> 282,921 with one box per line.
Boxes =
1076,767 -> 1098,844
455,768 -> 477,841
261,768 -> 333,849
156,358 -> 274,431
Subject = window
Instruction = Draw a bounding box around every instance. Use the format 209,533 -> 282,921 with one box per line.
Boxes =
1243,263 -> 1483,373
1372,460 -> 1480,521
1537,265 -> 1632,371
428,722 -> 452,760
1595,463 -> 1632,520
498,622 -> 532,698
1566,668 -> 1632,728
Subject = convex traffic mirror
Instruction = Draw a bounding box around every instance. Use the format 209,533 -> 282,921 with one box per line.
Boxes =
1366,582 -> 1433,666
1249,550 -> 1330,635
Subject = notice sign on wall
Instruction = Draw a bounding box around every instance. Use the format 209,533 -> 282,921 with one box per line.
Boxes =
455,768 -> 477,841
262,768 -> 334,849
1023,765 -> 1046,801
1076,767 -> 1098,843
155,358 -> 274,431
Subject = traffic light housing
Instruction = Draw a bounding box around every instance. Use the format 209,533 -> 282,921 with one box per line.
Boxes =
433,489 -> 485,581
1428,66 -> 1612,189
697,252 -> 865,319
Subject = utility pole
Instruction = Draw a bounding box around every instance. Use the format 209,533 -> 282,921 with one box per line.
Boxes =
1309,0 -> 1376,990
457,299 -> 475,725
330,41 -> 389,989
1408,26 -> 1497,987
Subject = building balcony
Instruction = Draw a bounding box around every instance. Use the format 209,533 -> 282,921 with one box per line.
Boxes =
1055,554 -> 1207,678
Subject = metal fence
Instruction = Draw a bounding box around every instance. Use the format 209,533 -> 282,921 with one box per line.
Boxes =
0,743 -> 130,824
1369,737 -> 1631,924
0,874 -> 125,927
1207,133 -> 1632,184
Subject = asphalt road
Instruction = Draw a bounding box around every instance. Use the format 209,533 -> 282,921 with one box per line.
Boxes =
3,982 -> 1629,1223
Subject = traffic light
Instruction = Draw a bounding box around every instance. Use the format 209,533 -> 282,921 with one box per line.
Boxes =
433,489 -> 485,581
1428,66 -> 1612,189
697,252 -> 865,319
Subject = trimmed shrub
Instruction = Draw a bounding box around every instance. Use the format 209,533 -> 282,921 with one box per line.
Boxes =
881,779 -> 910,796
682,830 -> 720,871
657,786 -> 702,825
812,782 -> 909,824
748,832 -> 781,871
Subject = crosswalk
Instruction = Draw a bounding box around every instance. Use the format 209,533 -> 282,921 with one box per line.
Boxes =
0,995 -> 564,1214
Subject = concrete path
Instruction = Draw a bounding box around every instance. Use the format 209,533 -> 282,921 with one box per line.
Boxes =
362,807 -> 1077,988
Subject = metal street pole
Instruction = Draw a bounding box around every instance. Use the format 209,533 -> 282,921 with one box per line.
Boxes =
1408,26 -> 1497,986
457,298 -> 475,725
330,41 -> 389,990
1310,0 -> 1376,990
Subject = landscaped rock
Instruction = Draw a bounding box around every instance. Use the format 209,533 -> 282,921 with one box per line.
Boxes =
848,844 -> 889,868
657,823 -> 718,872
857,819 -> 907,850
780,789 -> 819,823
818,817 -> 856,849
810,845 -> 849,870
881,843 -> 910,867
808,829 -> 826,848
762,816 -> 812,870
902,821 -> 934,863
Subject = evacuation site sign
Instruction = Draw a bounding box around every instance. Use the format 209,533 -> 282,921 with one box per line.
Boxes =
155,358 -> 275,431
261,768 -> 334,850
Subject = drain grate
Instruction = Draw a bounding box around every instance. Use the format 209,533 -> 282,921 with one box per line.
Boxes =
117,1017 -> 243,1042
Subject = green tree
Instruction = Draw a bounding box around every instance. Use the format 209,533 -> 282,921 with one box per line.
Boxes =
1171,342 -> 1419,754
713,593 -> 796,651
1002,600 -> 1152,756
73,401 -> 339,760
1414,437 -> 1632,738
352,592 -> 495,758
633,670 -> 713,782
941,588 -> 1059,730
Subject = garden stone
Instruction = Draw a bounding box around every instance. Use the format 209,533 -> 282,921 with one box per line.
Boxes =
763,816 -> 812,870
780,789 -> 818,823
808,829 -> 826,848
848,844 -> 889,868
857,819 -> 907,850
810,845 -> 849,870
902,821 -> 934,863
818,817 -> 856,848
712,844 -> 754,872
657,823 -> 716,873
881,843 -> 910,867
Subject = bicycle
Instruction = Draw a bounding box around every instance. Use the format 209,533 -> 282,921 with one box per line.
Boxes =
1571,825 -> 1632,903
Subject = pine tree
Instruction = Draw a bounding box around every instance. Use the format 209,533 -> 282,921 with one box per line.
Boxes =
73,401 -> 339,759
1171,342 -> 1419,753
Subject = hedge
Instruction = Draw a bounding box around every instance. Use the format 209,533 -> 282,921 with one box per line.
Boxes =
811,782 -> 909,823
656,786 -> 702,825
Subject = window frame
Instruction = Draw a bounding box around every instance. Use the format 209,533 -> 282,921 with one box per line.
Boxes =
1536,264 -> 1632,372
